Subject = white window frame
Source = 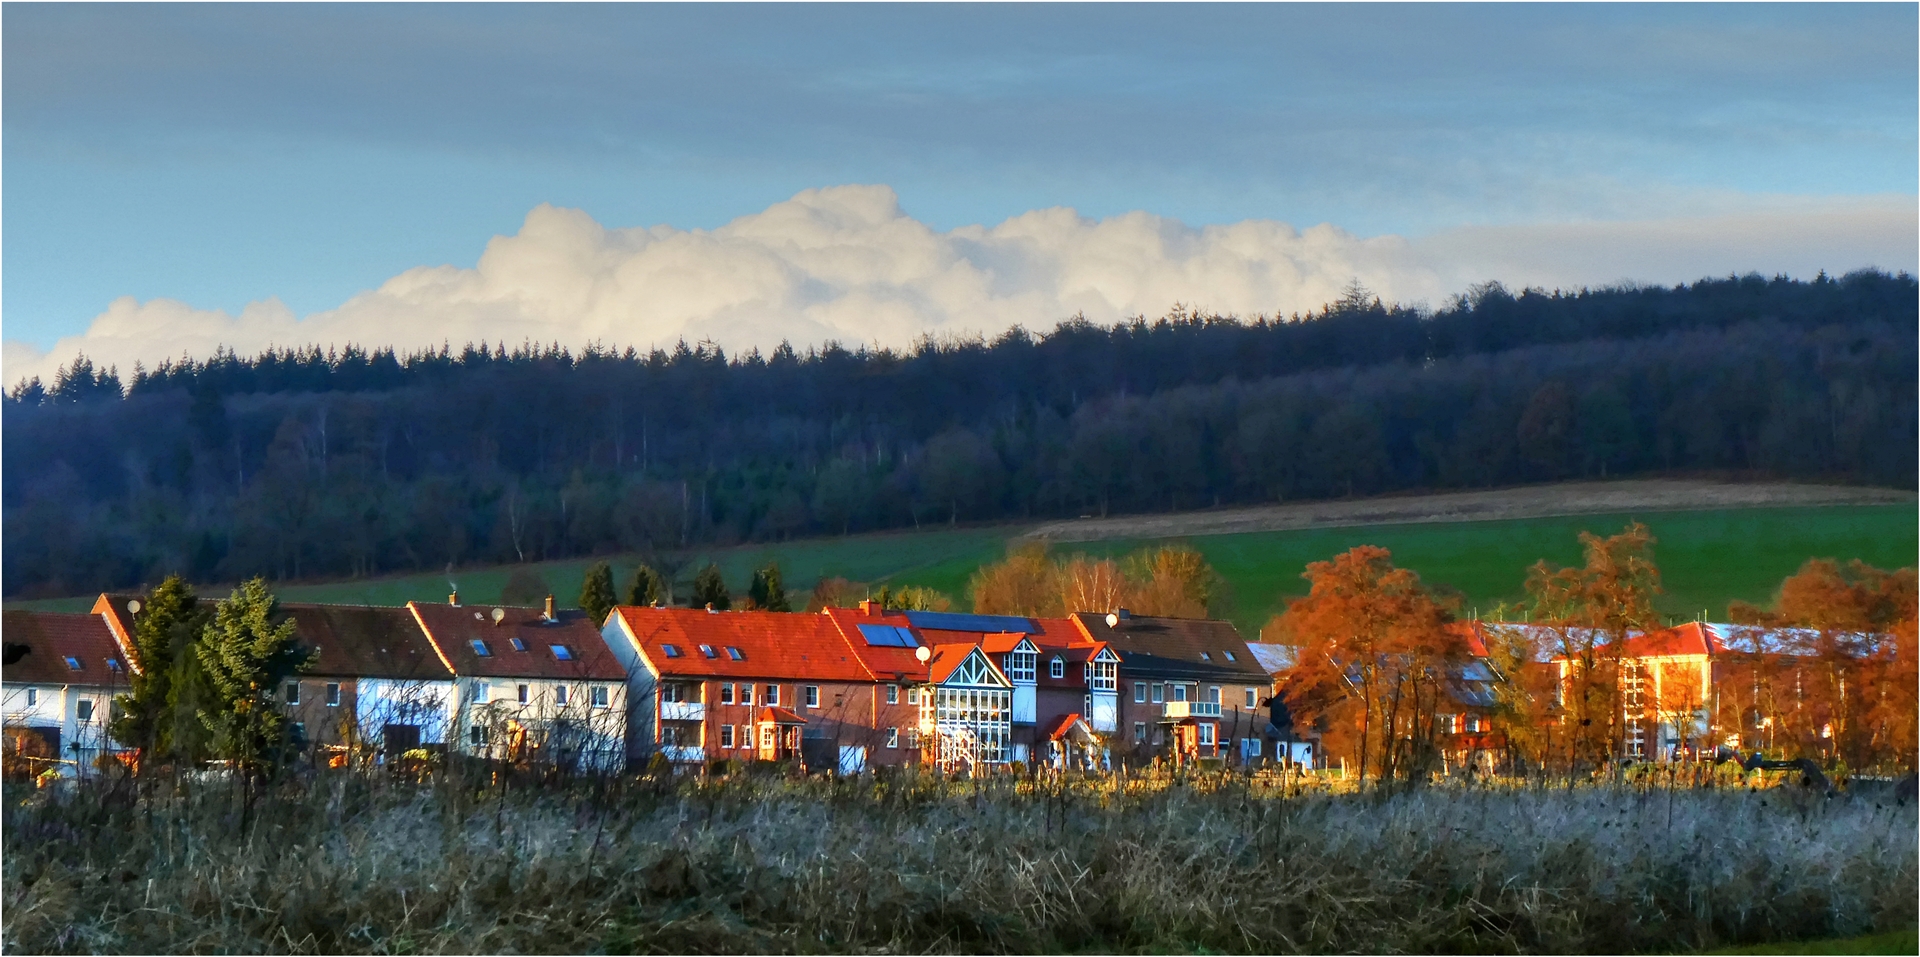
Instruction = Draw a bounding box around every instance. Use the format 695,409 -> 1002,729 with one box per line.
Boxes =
805,686 -> 820,708
764,684 -> 779,706
1134,721 -> 1146,742
591,685 -> 610,708
1007,651 -> 1036,683
1172,684 -> 1188,702
760,726 -> 775,750
326,683 -> 341,707
720,683 -> 734,705
720,725 -> 735,749
886,684 -> 899,705
1134,682 -> 1147,704
741,684 -> 754,706
1198,722 -> 1216,747
473,682 -> 490,704
907,686 -> 920,705
1151,683 -> 1164,704
1245,687 -> 1257,708
1207,686 -> 1221,704
1049,657 -> 1064,679
886,727 -> 899,749
554,685 -> 569,706
517,683 -> 530,705
285,682 -> 301,705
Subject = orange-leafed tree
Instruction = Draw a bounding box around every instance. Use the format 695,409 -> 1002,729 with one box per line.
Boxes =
1526,522 -> 1661,773
1269,546 -> 1463,787
970,542 -> 1064,617
1124,545 -> 1221,618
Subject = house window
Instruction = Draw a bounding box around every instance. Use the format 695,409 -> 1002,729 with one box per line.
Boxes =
905,728 -> 921,749
720,683 -> 734,705
805,686 -> 819,708
1134,683 -> 1147,704
1172,685 -> 1188,702
517,684 -> 530,705
726,646 -> 744,661
285,683 -> 301,705
469,725 -> 488,746
887,727 -> 899,749
326,683 -> 341,707
63,656 -> 82,671
470,640 -> 491,657
661,643 -> 681,658
1151,683 -> 1164,704
549,644 -> 573,661
509,638 -> 526,652
1200,652 -> 1211,662
740,684 -> 753,706
1245,688 -> 1258,708
886,684 -> 899,705
473,682 -> 490,704
25,689 -> 36,707
555,685 -> 569,706
591,686 -> 610,708
1224,650 -> 1236,662
1207,686 -> 1221,704
1089,657 -> 1116,692
77,699 -> 95,721
1134,722 -> 1146,742
1198,723 -> 1216,747
906,686 -> 919,705
292,721 -> 306,743
760,727 -> 775,750
106,659 -> 123,673
662,683 -> 686,703
1084,694 -> 1092,717
1007,651 -> 1036,682
764,685 -> 779,706
699,644 -> 716,658
1049,657 -> 1064,679
720,725 -> 734,749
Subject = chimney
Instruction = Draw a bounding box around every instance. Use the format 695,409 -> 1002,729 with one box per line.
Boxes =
859,599 -> 877,615
1116,607 -> 1131,620
705,602 -> 716,614
543,594 -> 555,621
449,590 -> 460,607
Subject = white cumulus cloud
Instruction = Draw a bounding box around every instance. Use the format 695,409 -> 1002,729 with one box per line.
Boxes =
5,185 -> 1914,387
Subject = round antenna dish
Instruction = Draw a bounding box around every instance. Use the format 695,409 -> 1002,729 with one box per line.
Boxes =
915,645 -> 931,663
1105,612 -> 1119,628
491,608 -> 506,624
127,599 -> 142,615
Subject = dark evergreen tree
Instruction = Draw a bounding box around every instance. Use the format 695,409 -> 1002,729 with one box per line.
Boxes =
195,578 -> 311,776
579,561 -> 616,625
625,564 -> 665,607
691,563 -> 731,610
748,563 -> 790,612
109,575 -> 197,763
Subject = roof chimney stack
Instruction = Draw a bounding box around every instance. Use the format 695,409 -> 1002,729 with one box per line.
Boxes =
543,594 -> 555,621
859,599 -> 877,615
449,590 -> 460,607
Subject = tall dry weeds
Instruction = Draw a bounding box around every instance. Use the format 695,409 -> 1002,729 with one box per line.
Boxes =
3,771 -> 1913,954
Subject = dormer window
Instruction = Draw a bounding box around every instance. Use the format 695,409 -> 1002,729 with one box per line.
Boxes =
1006,650 -> 1035,683
662,644 -> 682,658
1049,657 -> 1064,679
63,656 -> 82,671
509,638 -> 527,652
550,644 -> 573,661
470,640 -> 491,657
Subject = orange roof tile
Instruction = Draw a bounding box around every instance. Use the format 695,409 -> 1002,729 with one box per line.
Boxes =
758,706 -> 807,725
617,606 -> 873,682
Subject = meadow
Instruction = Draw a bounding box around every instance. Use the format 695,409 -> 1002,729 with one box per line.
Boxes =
8,502 -> 1913,637
3,770 -> 1913,955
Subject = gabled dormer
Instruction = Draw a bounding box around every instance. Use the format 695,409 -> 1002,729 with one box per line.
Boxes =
1002,637 -> 1038,685
933,645 -> 1012,689
1086,645 -> 1119,693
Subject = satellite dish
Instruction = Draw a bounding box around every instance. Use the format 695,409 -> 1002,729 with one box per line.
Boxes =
1105,612 -> 1119,628
491,608 -> 506,625
915,646 -> 931,663
127,600 -> 142,615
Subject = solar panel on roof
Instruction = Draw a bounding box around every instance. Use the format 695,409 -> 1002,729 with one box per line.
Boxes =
858,624 -> 919,648
903,611 -> 1037,634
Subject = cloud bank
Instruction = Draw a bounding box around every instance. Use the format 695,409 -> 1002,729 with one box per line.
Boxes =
6,185 -> 1914,386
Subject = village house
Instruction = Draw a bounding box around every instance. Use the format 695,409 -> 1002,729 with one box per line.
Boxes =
606,604 -> 886,771
2,608 -> 132,777
411,596 -> 628,771
280,603 -> 458,760
1073,610 -> 1267,766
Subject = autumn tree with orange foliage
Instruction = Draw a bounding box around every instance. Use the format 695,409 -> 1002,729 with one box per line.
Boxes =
1268,546 -> 1464,787
1525,522 -> 1661,773
970,542 -> 1221,619
1729,558 -> 1918,771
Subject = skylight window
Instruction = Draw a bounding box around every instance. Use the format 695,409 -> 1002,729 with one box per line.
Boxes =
1223,650 -> 1236,662
106,659 -> 123,672
662,643 -> 682,658
63,656 -> 82,670
726,646 -> 745,661
550,644 -> 573,661
699,644 -> 717,658
1200,651 -> 1212,661
509,638 -> 527,652
471,640 -> 491,657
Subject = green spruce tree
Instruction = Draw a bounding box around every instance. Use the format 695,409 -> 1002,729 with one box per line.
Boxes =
625,564 -> 666,606
579,561 -> 617,625
196,578 -> 311,776
691,563 -> 731,609
110,576 -> 198,764
748,563 -> 791,612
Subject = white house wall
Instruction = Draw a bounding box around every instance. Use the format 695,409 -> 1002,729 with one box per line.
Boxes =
1,682 -> 122,777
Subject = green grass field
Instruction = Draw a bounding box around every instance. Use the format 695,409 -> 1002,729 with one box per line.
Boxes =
9,504 -> 1913,638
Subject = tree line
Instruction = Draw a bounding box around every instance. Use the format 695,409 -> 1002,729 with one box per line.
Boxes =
4,270 -> 1913,597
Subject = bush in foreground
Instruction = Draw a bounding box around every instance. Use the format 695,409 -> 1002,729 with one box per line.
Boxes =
3,773 -> 1914,954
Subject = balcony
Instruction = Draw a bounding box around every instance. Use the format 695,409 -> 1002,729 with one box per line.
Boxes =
660,701 -> 705,721
1162,701 -> 1222,720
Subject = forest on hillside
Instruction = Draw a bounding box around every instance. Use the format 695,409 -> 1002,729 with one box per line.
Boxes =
4,270 -> 1914,598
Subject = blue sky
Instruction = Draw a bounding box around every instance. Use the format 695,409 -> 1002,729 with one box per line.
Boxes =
3,3 -> 1915,375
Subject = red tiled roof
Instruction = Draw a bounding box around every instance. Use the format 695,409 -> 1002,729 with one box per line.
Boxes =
820,606 -> 927,681
410,602 -> 625,681
615,606 -> 872,682
1619,622 -> 1725,658
1447,621 -> 1490,658
1042,713 -> 1086,741
2,611 -> 130,687
926,642 -> 1012,685
758,706 -> 806,725
285,604 -> 452,681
